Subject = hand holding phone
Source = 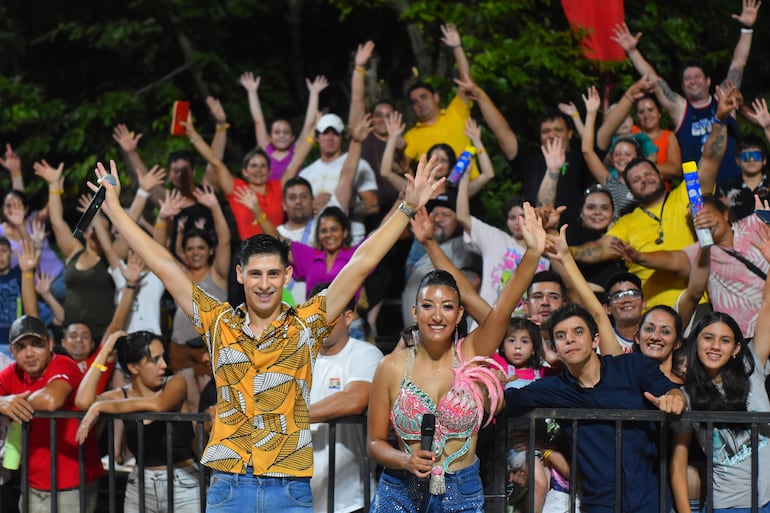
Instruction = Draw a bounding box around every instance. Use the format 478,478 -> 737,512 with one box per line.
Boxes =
171,101 -> 190,136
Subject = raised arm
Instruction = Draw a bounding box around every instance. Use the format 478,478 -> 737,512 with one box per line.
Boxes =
112,124 -> 150,180
596,77 -> 652,150
185,113 -> 236,195
0,144 -> 24,191
558,102 -> 585,138
465,118 -> 495,195
441,24 -> 471,98
298,76 -> 329,143
153,189 -> 184,247
203,96 -> 230,188
193,184 -> 231,281
722,0 -> 760,90
33,160 -> 83,260
349,41 -> 374,127
411,206 -> 491,322
380,111 -> 409,192
92,161 -> 195,317
336,114 -> 374,214
455,77 -> 518,160
465,202 -> 546,358
548,226 -> 618,355
239,72 -> 270,149
325,154 -> 445,319
611,23 -> 686,122
581,86 -> 611,185
698,85 -> 741,193
678,245 -> 710,329
17,239 -> 40,318
537,136 -> 566,208
744,98 -> 770,144
455,160 -> 472,232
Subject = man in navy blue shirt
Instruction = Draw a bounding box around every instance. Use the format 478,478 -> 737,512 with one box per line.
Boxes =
505,303 -> 685,513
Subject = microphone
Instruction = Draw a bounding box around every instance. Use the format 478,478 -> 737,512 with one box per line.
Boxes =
420,413 -> 436,453
73,174 -> 118,241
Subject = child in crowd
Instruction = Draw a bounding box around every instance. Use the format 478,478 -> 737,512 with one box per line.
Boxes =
0,236 -> 21,358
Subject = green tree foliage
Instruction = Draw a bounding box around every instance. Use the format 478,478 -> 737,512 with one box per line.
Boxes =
1,0 -> 768,228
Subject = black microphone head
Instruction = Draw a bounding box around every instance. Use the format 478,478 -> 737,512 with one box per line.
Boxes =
421,413 -> 436,437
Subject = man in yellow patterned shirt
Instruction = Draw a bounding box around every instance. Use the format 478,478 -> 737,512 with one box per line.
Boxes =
92,154 -> 444,513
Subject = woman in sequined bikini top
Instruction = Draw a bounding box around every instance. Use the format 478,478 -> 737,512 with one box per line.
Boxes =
367,201 -> 547,510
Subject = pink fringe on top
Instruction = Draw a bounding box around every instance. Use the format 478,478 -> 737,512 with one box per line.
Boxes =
451,338 -> 506,429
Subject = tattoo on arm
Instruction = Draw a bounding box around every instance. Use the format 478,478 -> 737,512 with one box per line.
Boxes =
657,79 -> 678,104
705,130 -> 726,159
726,68 -> 743,89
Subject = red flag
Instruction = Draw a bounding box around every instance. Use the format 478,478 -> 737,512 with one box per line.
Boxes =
561,0 -> 626,62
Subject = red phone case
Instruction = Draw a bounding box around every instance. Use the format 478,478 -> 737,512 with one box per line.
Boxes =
170,101 -> 190,136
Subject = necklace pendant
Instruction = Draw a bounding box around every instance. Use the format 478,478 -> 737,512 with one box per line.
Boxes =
429,466 -> 445,495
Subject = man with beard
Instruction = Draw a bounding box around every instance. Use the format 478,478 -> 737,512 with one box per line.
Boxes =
400,193 -> 479,326
571,87 -> 737,308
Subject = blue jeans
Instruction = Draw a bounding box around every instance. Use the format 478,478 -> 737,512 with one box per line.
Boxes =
124,464 -> 201,513
206,470 -> 312,513
370,458 -> 484,513
707,501 -> 770,513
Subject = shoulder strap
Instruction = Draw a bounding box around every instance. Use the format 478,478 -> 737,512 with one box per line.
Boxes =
718,246 -> 767,281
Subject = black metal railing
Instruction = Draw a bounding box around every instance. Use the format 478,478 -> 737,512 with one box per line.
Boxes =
8,409 -> 770,513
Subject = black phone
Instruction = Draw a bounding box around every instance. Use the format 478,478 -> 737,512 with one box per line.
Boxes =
757,210 -> 770,223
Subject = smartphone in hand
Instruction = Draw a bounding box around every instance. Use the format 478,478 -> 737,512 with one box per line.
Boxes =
170,101 -> 190,136
757,209 -> 770,224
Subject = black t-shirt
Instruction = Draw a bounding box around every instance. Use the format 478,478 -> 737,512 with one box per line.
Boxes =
508,144 -> 593,229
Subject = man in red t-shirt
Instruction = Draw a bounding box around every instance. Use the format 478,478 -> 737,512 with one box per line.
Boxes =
0,316 -> 103,513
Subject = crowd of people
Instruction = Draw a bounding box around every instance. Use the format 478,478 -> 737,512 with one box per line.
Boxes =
1,2 -> 770,512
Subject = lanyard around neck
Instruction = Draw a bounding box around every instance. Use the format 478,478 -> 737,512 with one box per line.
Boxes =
640,192 -> 670,245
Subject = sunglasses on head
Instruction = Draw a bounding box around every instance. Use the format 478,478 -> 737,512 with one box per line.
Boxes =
739,150 -> 764,162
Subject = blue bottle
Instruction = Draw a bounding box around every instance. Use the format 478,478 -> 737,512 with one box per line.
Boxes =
447,146 -> 476,185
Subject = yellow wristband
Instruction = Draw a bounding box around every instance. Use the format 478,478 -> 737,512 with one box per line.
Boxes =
155,220 -> 167,228
306,136 -> 315,144
355,66 -> 367,76
22,272 -> 34,279
216,123 -> 231,132
49,189 -> 64,195
542,449 -> 553,462
569,112 -> 580,119
477,148 -> 486,155
252,212 -> 267,225
91,362 -> 108,372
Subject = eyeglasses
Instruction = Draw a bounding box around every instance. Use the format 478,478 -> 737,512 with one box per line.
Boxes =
608,289 -> 642,302
739,150 -> 764,162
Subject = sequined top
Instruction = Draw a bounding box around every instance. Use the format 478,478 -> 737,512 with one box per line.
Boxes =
390,344 -> 481,470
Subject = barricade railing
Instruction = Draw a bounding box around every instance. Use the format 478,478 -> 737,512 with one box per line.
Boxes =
11,409 -> 770,513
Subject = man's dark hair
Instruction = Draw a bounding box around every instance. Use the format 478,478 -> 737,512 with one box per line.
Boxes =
604,272 -> 642,297
546,303 -> 598,349
283,177 -> 314,199
407,82 -> 436,98
310,282 -> 354,313
622,157 -> 661,180
238,234 -> 290,268
537,109 -> 573,132
528,270 -> 566,299
679,59 -> 711,83
167,150 -> 197,169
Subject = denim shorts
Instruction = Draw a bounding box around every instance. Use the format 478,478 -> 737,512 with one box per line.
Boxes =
370,458 -> 484,513
206,470 -> 312,513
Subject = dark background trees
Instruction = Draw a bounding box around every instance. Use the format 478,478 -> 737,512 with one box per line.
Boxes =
2,0 -> 768,226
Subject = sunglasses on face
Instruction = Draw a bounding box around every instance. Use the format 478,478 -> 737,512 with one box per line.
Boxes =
608,289 -> 642,303
739,150 -> 764,162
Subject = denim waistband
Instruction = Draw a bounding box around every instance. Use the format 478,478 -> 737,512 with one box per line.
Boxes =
213,468 -> 310,485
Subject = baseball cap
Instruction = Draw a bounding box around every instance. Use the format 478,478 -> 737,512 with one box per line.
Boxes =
316,114 -> 345,134
9,316 -> 50,347
425,191 -> 457,213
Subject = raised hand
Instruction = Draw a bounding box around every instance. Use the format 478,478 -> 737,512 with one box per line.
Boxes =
34,270 -> 54,296
746,98 -> 770,128
403,155 -> 446,209
715,84 -> 742,120
464,118 -> 482,144
610,22 -> 642,53
192,183 -> 219,211
17,239 -> 39,273
89,161 -> 122,217
121,250 -> 147,285
306,75 -> 329,95
33,159 -> 63,185
410,207 -> 434,245
351,113 -> 374,143
541,137 -> 566,172
137,164 -> 167,192
545,225 -> 570,262
158,189 -> 184,220
440,23 -> 462,49
557,102 -> 579,119
232,185 -> 259,212
29,219 -> 47,249
176,215 -> 189,235
0,144 -> 21,174
355,41 -> 375,67
238,72 -> 261,93
732,0 -> 761,27
206,96 -> 227,124
76,193 -> 93,214
112,124 -> 143,153
582,85 -> 601,113
453,77 -> 479,101
520,202 -> 547,254
385,111 -> 406,138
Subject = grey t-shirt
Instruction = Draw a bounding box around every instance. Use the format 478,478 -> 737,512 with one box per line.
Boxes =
678,343 -> 770,509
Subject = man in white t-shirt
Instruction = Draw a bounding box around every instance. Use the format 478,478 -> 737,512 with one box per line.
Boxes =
308,286 -> 383,513
300,113 -> 379,243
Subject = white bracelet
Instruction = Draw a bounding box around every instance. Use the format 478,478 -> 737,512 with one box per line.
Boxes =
741,27 -> 754,34
136,188 -> 150,198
